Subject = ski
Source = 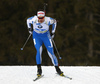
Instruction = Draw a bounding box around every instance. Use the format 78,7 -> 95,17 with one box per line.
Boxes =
33,75 -> 44,81
56,73 -> 72,80
63,75 -> 72,80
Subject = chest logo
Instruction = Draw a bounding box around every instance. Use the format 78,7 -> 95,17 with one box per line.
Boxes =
38,25 -> 43,28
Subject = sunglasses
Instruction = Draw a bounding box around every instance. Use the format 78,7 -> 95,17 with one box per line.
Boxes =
38,17 -> 44,19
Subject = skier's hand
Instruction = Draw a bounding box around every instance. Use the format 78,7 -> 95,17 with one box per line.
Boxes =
51,33 -> 55,39
28,28 -> 33,34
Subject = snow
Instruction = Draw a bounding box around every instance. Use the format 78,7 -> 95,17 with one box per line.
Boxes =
0,66 -> 100,84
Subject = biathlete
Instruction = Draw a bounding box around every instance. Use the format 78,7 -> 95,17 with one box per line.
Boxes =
27,11 -> 64,77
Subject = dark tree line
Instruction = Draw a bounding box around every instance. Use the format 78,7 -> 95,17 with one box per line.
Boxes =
0,0 -> 100,66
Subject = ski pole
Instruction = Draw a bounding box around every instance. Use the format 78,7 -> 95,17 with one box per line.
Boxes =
21,34 -> 31,50
52,39 -> 62,59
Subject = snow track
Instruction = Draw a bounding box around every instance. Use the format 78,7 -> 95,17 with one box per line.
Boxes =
0,66 -> 100,84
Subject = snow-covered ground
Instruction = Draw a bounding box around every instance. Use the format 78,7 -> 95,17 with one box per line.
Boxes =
0,66 -> 100,84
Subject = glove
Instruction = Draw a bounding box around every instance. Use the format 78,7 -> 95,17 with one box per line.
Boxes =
51,33 -> 55,39
28,28 -> 33,34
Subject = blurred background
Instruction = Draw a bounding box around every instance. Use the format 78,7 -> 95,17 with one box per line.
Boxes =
0,0 -> 100,66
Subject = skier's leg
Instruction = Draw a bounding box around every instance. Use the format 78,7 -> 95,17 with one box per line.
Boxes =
33,37 -> 43,76
47,50 -> 58,66
43,37 -> 58,66
47,50 -> 63,75
33,38 -> 43,65
37,64 -> 42,76
43,37 -> 63,75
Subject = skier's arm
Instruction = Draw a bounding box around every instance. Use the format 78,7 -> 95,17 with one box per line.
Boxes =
27,17 -> 34,34
49,18 -> 57,34
27,17 -> 34,28
49,18 -> 57,38
52,19 -> 57,34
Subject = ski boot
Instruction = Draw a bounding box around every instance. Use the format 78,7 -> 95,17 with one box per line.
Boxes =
37,64 -> 42,77
55,66 -> 64,76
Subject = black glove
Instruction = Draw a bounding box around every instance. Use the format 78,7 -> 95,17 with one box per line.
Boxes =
51,33 -> 55,38
28,28 -> 33,34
